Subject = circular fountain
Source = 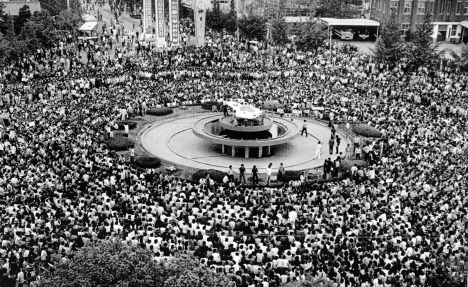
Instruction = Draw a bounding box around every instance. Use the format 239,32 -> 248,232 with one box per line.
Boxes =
193,102 -> 300,158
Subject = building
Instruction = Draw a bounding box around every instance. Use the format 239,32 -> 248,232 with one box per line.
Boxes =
2,0 -> 41,16
370,0 -> 468,43
181,0 -> 253,14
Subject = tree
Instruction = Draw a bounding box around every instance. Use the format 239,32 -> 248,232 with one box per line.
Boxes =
450,44 -> 468,71
316,0 -> 355,18
404,13 -> 445,71
372,10 -> 404,66
295,19 -> 328,51
283,274 -> 335,287
41,238 -> 235,287
427,253 -> 468,287
206,1 -> 236,36
15,5 -> 31,35
238,15 -> 267,41
270,18 -> 290,46
55,10 -> 83,36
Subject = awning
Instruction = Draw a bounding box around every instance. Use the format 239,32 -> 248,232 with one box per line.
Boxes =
461,21 -> 468,29
319,17 -> 380,27
82,14 -> 98,22
79,21 -> 98,32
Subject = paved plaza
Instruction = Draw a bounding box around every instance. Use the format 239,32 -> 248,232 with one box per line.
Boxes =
140,113 -> 350,172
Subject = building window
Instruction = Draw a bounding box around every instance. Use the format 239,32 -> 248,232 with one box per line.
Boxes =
446,1 -> 451,14
464,2 -> 468,14
390,1 -> 399,11
404,1 -> 412,13
456,1 -> 462,14
439,0 -> 444,14
418,1 -> 425,14
402,23 -> 410,30
427,2 -> 434,14
451,29 -> 457,36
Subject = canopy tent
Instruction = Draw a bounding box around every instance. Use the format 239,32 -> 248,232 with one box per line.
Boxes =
461,21 -> 468,28
319,18 -> 380,27
82,14 -> 98,22
319,18 -> 380,39
79,21 -> 98,32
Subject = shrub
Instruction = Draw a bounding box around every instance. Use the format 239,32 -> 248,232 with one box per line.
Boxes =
201,101 -> 222,110
147,107 -> 173,116
115,121 -> 137,130
262,101 -> 284,110
133,156 -> 161,168
352,124 -> 382,138
281,170 -> 303,182
192,169 -> 226,183
106,136 -> 135,151
340,160 -> 368,172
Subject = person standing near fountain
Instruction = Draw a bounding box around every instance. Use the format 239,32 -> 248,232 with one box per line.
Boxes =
301,120 -> 308,137
314,141 -> 323,159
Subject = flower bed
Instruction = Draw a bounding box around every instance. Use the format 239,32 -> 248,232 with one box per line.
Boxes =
352,124 -> 382,138
115,121 -> 137,130
192,169 -> 226,183
262,101 -> 284,110
106,136 -> 135,151
201,101 -> 222,110
147,107 -> 173,116
133,156 -> 161,168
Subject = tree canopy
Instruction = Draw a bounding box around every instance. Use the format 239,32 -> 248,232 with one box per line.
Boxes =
372,10 -> 404,66
295,20 -> 328,51
41,238 -> 235,287
403,14 -> 444,70
238,15 -> 267,41
270,18 -> 290,46
205,0 -> 237,35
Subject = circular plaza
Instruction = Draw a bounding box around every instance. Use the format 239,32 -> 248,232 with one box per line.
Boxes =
140,112 -> 350,172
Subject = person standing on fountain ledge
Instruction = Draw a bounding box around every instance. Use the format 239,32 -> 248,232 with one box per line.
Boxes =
252,165 -> 259,185
239,164 -> 246,185
266,163 -> 273,186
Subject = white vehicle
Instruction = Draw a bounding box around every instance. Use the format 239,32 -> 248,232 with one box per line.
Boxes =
334,29 -> 354,40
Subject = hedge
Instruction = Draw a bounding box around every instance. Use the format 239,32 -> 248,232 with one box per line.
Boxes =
201,101 -> 223,110
352,124 -> 382,138
147,107 -> 173,116
340,160 -> 368,172
192,169 -> 226,183
280,170 -> 303,182
262,101 -> 284,110
133,156 -> 161,168
115,121 -> 137,130
106,136 -> 135,151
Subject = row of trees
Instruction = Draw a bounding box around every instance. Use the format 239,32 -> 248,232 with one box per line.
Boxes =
205,4 -> 329,51
0,3 -> 81,65
373,11 -> 468,71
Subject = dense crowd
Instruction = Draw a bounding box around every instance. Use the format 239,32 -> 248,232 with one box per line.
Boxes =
0,10 -> 467,287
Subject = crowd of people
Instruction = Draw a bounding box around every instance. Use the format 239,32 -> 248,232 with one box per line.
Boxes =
0,7 -> 468,287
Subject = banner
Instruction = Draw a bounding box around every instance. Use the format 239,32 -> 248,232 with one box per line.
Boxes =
155,0 -> 165,43
143,0 -> 152,38
168,0 -> 179,46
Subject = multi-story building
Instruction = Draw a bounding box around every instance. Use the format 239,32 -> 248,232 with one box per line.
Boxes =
370,0 -> 468,43
2,0 -> 41,16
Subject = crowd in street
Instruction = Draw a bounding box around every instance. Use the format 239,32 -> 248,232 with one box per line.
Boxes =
0,13 -> 467,287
